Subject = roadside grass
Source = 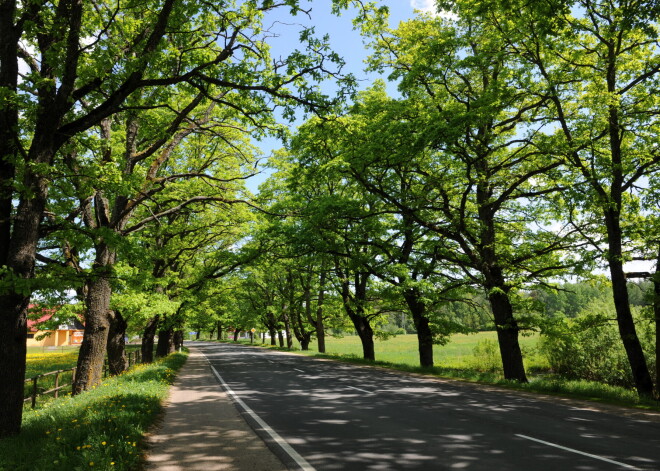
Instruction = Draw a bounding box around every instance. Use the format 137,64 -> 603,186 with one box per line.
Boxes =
1,350 -> 188,471
218,333 -> 659,410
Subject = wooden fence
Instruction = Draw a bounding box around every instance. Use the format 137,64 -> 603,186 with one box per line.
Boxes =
24,350 -> 142,409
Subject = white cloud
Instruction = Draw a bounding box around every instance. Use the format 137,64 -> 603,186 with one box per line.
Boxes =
410,0 -> 437,15
410,0 -> 458,20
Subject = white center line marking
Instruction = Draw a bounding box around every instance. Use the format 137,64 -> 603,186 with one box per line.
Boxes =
206,359 -> 316,471
516,434 -> 642,470
347,386 -> 372,394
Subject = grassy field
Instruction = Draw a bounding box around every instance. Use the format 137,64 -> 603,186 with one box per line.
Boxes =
284,331 -> 548,372
25,345 -> 142,377
24,345 -> 143,408
2,351 -> 188,471
238,332 -> 657,409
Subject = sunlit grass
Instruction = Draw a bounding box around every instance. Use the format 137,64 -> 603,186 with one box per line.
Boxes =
26,351 -> 80,378
256,332 -> 545,371
1,351 -> 188,471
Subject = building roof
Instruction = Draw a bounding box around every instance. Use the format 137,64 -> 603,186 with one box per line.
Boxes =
27,306 -> 84,331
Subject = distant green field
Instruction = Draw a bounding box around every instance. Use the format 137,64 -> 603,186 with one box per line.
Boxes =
289,331 -> 547,372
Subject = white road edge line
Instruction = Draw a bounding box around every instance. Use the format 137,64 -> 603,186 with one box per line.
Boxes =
206,361 -> 316,471
515,434 -> 641,470
294,368 -> 305,373
347,385 -> 372,394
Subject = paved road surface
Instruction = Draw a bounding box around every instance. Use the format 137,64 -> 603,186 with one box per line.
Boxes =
198,342 -> 660,471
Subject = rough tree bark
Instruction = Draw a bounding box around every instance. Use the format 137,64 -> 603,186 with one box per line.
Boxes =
107,310 -> 128,375
281,309 -> 294,349
73,274 -> 113,394
141,315 -> 160,364
654,248 -> 660,395
403,289 -> 434,368
173,330 -> 183,351
338,266 -> 375,361
315,273 -> 327,353
476,169 -> 528,383
156,326 -> 174,358
604,209 -> 654,397
0,0 -> 77,434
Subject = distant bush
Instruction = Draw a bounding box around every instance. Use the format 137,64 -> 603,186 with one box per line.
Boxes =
469,339 -> 501,372
539,299 -> 655,388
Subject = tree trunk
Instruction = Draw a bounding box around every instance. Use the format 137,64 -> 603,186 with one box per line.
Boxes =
217,322 -> 223,340
300,333 -> 312,350
488,289 -> 527,382
270,328 -> 277,345
73,275 -> 113,394
0,295 -> 29,438
156,327 -> 173,358
173,330 -> 184,350
654,250 -> 660,394
195,330 -> 200,340
315,272 -> 327,353
605,210 -> 654,397
352,314 -> 375,361
282,312 -> 293,349
338,269 -> 375,361
404,289 -> 434,368
141,315 -> 160,364
233,329 -> 240,342
476,184 -> 527,382
107,310 -> 128,376
277,330 -> 284,347
0,154 -> 52,431
0,0 -> 38,437
316,319 -> 326,353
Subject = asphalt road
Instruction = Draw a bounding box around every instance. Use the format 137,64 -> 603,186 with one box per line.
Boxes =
197,342 -> 660,471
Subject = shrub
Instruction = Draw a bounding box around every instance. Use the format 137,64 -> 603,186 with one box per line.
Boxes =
469,338 -> 501,372
539,299 -> 654,388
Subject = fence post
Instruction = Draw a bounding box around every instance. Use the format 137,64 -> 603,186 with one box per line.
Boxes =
54,371 -> 60,399
72,367 -> 76,395
31,377 -> 38,409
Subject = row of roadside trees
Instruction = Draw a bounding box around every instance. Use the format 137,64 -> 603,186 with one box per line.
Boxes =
209,0 -> 660,401
0,0 -> 359,438
3,0 -> 660,439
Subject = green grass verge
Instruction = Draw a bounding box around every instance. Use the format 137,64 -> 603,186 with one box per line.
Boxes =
1,350 -> 188,471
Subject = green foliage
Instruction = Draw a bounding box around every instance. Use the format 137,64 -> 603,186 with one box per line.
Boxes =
540,301 -> 655,388
468,339 -> 501,372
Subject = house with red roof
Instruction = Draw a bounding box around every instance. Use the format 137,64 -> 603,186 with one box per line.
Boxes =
27,307 -> 85,347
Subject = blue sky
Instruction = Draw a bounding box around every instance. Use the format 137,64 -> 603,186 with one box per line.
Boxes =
247,0 -> 432,191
